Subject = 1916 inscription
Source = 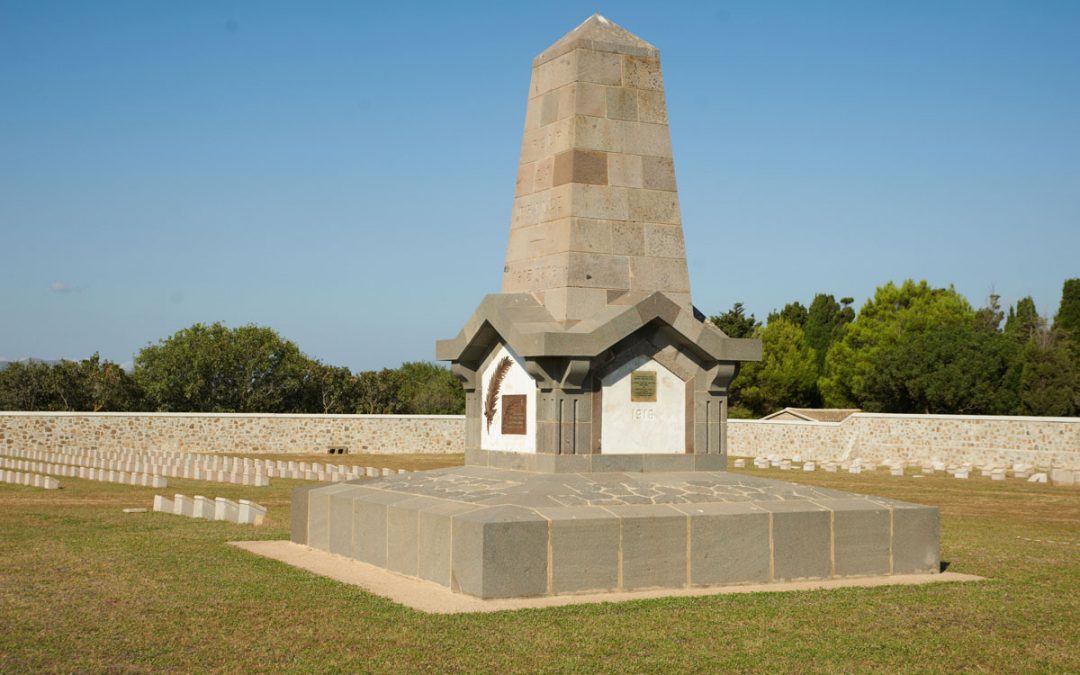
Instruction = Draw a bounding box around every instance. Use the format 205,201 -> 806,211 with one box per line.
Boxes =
501,394 -> 527,435
630,370 -> 657,402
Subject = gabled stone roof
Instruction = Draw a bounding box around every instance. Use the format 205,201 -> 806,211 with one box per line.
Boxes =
436,291 -> 762,364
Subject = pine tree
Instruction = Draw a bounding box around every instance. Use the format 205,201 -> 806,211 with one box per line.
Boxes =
1005,296 -> 1040,343
709,303 -> 759,338
1052,279 -> 1080,353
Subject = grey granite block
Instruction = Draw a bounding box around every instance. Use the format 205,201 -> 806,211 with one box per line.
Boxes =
591,454 -> 644,473
892,504 -> 940,574
764,501 -> 832,580
417,502 -> 483,587
677,502 -> 770,585
537,506 -> 620,593
328,491 -> 356,556
452,505 -> 549,598
351,490 -> 413,567
608,504 -> 687,590
386,498 -> 425,577
642,454 -> 694,473
290,485 -> 318,546
693,454 -> 727,471
308,491 -> 331,551
822,499 -> 891,576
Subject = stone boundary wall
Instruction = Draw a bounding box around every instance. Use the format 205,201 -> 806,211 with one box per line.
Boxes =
1,412 -> 1077,466
728,413 -> 1080,468
0,412 -> 466,455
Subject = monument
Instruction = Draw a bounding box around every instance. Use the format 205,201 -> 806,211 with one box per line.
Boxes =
292,15 -> 940,599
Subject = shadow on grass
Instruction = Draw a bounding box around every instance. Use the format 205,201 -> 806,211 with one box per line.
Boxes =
940,560 -> 951,573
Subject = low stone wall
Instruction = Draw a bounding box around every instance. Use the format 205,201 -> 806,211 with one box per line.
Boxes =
728,413 -> 1080,468
0,412 -> 466,455
1,411 -> 1077,467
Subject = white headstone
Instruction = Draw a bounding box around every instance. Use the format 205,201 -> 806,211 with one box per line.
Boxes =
193,496 -> 215,519
214,497 -> 240,522
174,494 -> 194,517
237,499 -> 266,525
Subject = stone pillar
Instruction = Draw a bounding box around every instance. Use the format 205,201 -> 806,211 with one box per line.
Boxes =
451,363 -> 482,449
528,358 -> 596,455
692,363 -> 739,456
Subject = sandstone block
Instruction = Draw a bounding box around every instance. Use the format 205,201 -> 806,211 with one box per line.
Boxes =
606,86 -> 638,121
622,55 -> 663,90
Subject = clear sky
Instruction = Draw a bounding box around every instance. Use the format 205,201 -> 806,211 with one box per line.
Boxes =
2,1 -> 1078,370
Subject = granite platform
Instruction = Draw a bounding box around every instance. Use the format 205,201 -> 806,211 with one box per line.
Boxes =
292,466 -> 940,599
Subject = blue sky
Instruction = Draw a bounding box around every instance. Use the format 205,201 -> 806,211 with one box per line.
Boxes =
2,1 -> 1078,370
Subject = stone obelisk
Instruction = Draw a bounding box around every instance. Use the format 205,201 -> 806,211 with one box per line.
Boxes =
504,14 -> 689,322
439,15 -> 760,461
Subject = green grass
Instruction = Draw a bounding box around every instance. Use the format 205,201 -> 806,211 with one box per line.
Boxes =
1,458 -> 1078,673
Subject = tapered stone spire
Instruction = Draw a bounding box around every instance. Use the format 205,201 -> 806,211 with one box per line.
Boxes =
503,15 -> 690,322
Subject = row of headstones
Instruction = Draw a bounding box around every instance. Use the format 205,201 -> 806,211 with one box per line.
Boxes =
152,494 -> 266,525
266,464 -> 409,482
3,447 -> 411,486
736,455 -> 1057,484
0,470 -> 60,490
0,457 -> 167,488
1,447 -> 263,487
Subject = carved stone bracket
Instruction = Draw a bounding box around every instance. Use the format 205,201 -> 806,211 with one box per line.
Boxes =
560,359 -> 591,392
707,362 -> 740,394
450,362 -> 478,393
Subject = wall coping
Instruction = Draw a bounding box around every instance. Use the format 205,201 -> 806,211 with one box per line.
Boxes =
0,411 -> 1074,424
729,412 -> 1080,426
0,411 -> 466,421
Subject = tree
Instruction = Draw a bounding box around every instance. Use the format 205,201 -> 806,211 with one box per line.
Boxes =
306,363 -> 361,414
354,369 -> 407,414
0,360 -> 58,410
804,294 -> 854,370
732,319 -> 819,416
1017,333 -> 1077,416
709,302 -> 759,338
396,361 -> 465,414
862,322 -> 1020,414
60,354 -> 140,412
1053,278 -> 1080,339
974,293 -> 1004,332
134,323 -> 315,412
767,302 -> 808,328
1004,297 -> 1041,344
819,280 -> 973,408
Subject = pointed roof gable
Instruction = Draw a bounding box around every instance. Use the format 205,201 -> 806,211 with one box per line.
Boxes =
534,14 -> 658,65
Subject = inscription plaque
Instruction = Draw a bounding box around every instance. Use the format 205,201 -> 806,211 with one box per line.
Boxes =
501,394 -> 527,435
630,370 -> 657,402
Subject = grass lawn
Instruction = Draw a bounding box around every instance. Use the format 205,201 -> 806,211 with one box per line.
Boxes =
1,457 -> 1078,673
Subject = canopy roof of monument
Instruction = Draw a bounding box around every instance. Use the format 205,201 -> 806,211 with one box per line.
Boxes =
435,291 -> 762,365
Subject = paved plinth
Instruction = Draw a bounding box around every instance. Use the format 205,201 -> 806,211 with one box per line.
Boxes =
293,466 -> 939,599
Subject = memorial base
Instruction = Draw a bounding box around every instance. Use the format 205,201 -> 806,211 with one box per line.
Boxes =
292,463 -> 940,599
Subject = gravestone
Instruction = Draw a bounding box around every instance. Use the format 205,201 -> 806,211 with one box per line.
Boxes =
294,15 -> 940,599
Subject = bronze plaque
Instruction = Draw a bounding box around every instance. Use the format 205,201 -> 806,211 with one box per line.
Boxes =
501,394 -> 527,435
630,370 -> 657,402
